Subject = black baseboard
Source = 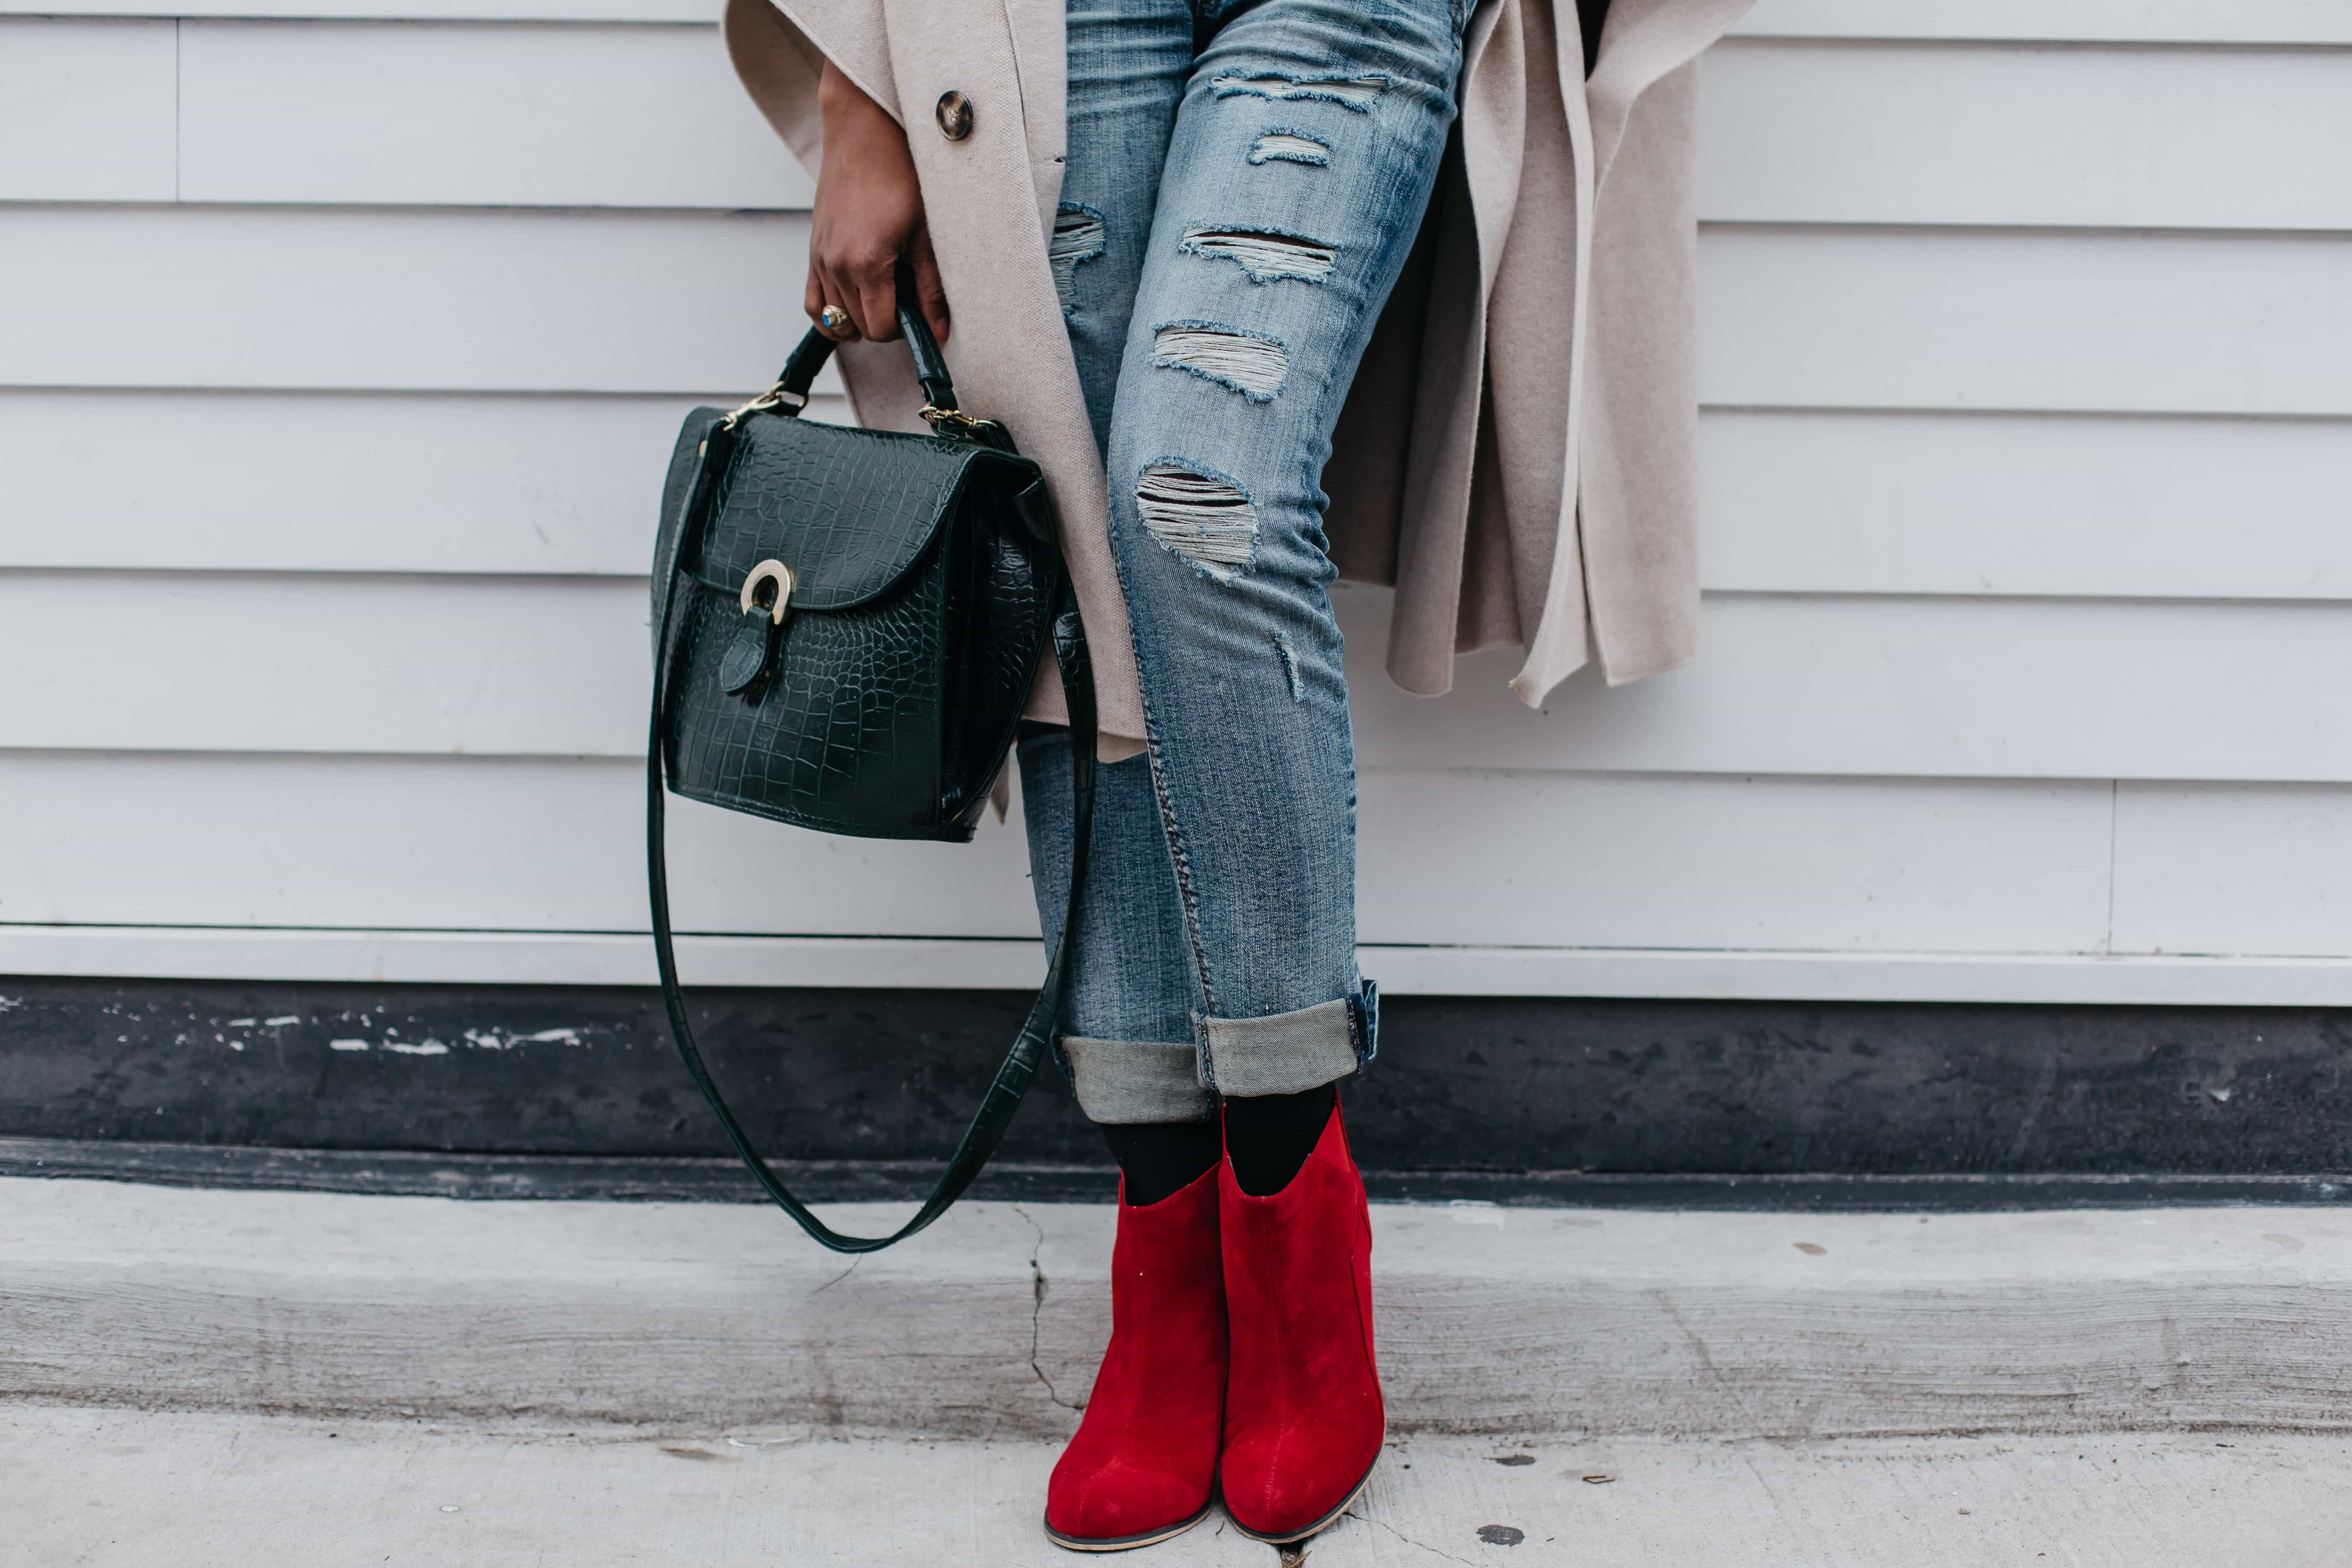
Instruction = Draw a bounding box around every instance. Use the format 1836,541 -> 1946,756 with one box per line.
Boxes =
5,1137 -> 2346,1210
5,975 -> 2351,1184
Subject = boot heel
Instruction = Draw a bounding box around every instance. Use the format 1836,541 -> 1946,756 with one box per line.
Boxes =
1217,1104 -> 1386,1544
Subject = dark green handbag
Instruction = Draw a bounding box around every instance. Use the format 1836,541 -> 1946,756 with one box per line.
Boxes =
648,301 -> 1094,1252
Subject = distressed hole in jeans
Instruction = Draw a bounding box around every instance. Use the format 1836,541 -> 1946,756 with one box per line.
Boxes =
1136,463 -> 1258,581
1049,203 -> 1107,314
1272,632 -> 1305,700
1152,322 -> 1288,401
1211,73 -> 1388,111
1180,226 -> 1335,284
1249,131 -> 1330,167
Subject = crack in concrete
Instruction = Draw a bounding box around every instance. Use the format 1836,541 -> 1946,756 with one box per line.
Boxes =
1650,1289 -> 1820,1451
1355,1510 -> 1479,1566
1012,1206 -> 1085,1412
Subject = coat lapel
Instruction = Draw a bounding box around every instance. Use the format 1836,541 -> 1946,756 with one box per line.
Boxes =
999,0 -> 1069,233
880,0 -> 1145,749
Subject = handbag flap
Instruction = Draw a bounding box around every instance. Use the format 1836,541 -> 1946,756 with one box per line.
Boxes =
679,413 -> 1027,614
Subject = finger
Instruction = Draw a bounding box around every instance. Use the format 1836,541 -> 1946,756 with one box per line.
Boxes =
910,226 -> 951,343
804,267 -> 840,338
850,251 -> 901,343
810,256 -> 860,341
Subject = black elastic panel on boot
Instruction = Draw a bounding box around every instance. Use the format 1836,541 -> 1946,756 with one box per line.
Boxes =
1224,1083 -> 1337,1197
1100,1119 -> 1222,1207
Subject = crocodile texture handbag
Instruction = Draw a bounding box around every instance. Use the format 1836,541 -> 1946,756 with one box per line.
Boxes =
648,300 -> 1095,1252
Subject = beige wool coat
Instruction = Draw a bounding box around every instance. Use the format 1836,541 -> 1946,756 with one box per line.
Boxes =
726,0 -> 1751,759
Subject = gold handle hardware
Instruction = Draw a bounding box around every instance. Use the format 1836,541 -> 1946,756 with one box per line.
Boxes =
919,403 -> 1003,441
721,384 -> 810,430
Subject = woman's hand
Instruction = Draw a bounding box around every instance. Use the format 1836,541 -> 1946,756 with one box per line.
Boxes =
806,60 -> 949,345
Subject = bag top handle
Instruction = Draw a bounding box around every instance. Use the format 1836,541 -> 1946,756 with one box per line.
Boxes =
768,285 -> 958,414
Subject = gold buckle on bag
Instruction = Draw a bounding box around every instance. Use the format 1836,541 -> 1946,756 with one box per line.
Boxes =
740,560 -> 795,625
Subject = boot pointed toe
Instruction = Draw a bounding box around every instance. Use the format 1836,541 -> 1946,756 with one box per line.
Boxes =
1045,1453 -> 1214,1550
1042,1169 -> 1226,1552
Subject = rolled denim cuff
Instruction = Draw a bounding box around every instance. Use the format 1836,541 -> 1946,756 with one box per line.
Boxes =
1200,992 -> 1366,1098
1062,1036 -> 1215,1124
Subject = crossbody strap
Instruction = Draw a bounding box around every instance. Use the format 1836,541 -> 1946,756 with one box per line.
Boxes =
645,434 -> 1095,1253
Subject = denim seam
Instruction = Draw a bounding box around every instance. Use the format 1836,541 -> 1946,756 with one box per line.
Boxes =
1107,531 -> 1226,1086
1351,979 -> 1380,1068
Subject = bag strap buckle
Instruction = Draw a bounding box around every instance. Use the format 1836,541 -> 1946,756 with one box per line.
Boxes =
720,383 -> 809,430
919,403 -> 1004,442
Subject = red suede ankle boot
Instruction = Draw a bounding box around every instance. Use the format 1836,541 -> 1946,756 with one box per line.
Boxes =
1044,1167 -> 1227,1551
1218,1104 -> 1385,1544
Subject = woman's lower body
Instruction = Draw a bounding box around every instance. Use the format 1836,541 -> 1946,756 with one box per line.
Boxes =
1019,0 -> 1462,1548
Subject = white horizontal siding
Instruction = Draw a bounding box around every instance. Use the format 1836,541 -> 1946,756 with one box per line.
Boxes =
1697,410 -> 2352,601
0,752 -> 2115,953
0,390 -> 850,576
4,578 -> 2349,785
0,0 -> 716,18
15,21 -> 2352,229
0,20 -> 176,203
2111,785 -> 2352,958
6,0 -> 2348,45
177,21 -> 810,210
1352,595 -> 2352,785
6,394 -> 2344,604
1698,228 -> 2352,417
6,210 -> 2349,416
1358,771 -> 2115,952
2,3 -> 2347,1002
0,573 -> 650,758
0,207 -> 808,393
0,752 -> 1038,936
1733,1 -> 2352,46
1701,40 -> 2352,231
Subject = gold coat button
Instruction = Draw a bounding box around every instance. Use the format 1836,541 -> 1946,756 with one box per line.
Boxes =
935,90 -> 974,141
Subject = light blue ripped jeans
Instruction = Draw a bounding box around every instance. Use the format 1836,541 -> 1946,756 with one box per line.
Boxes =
1018,0 -> 1463,1124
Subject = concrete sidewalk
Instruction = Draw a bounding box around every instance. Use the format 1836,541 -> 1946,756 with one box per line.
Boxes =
11,1404 -> 2347,1567
8,1177 -> 2352,1437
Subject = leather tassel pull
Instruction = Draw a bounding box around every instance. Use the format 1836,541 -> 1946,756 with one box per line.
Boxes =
719,612 -> 783,697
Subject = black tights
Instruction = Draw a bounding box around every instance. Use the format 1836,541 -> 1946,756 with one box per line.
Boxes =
1100,1082 -> 1338,1206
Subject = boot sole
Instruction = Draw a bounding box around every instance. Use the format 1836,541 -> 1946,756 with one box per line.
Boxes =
1043,1500 -> 1214,1553
1224,1448 -> 1380,1547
